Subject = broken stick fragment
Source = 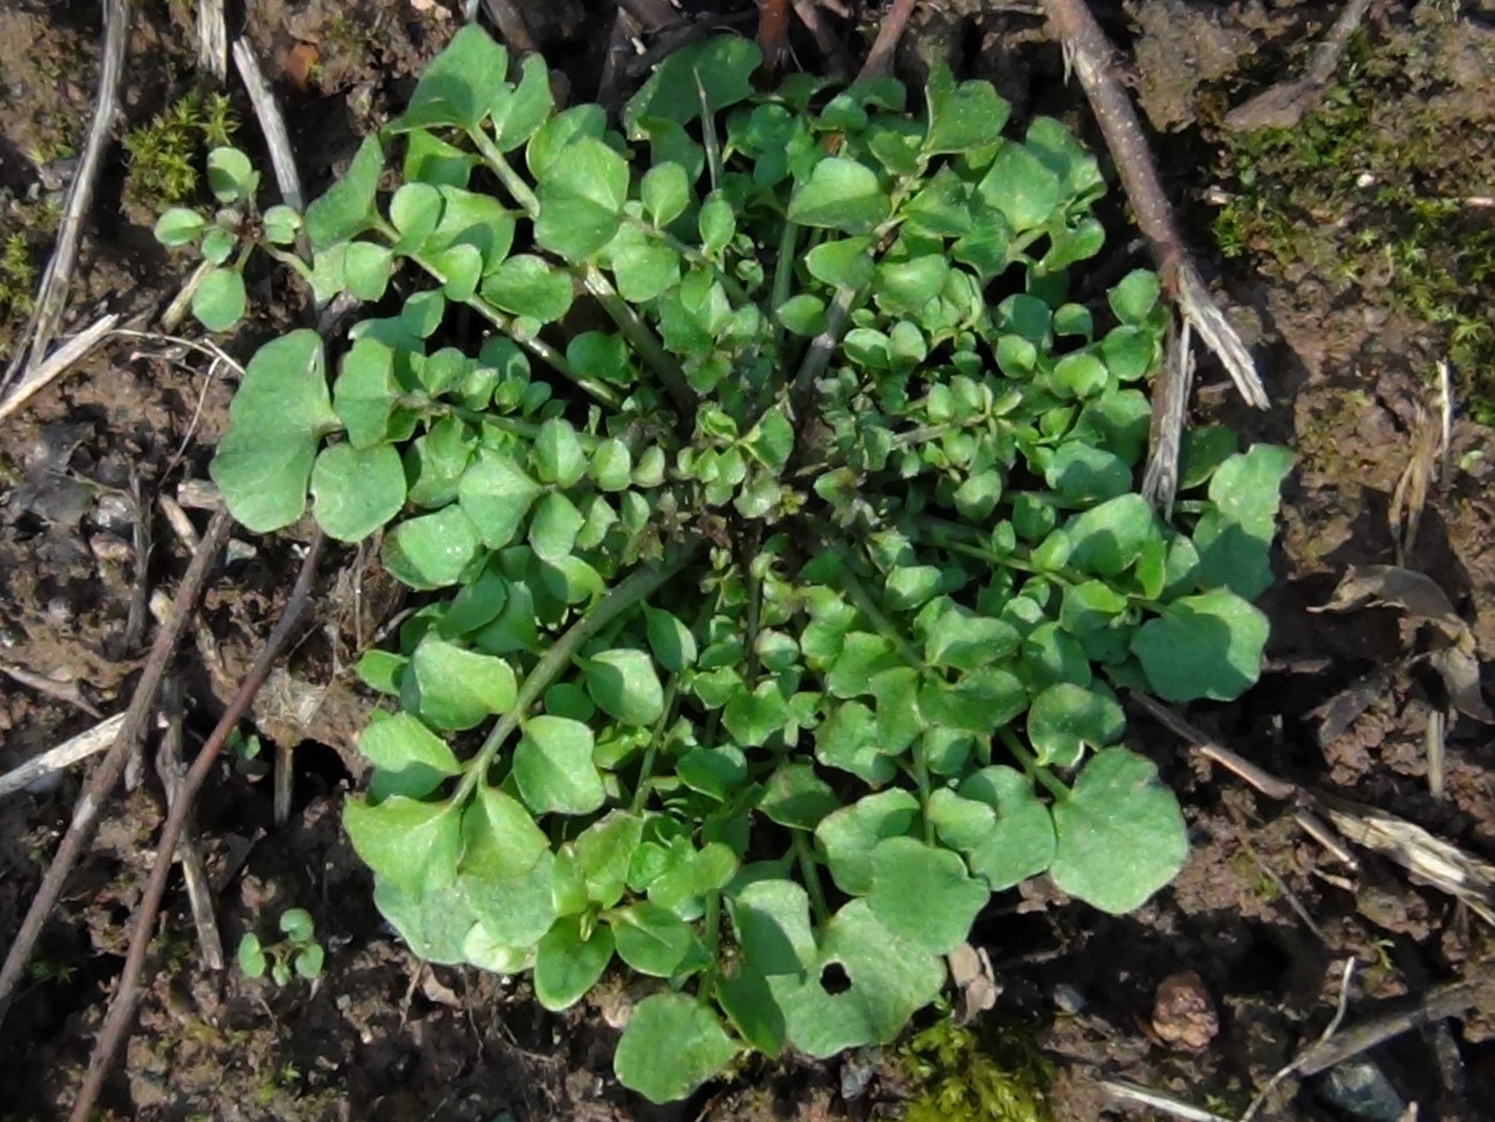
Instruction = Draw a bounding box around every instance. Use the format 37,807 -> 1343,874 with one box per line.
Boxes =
1037,0 -> 1269,510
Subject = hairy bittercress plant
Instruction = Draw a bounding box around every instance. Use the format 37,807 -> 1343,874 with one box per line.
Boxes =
204,27 -> 1290,1102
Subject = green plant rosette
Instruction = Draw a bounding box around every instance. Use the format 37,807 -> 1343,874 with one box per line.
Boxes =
208,27 -> 1291,1103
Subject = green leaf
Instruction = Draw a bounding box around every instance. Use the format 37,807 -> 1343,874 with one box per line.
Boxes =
388,23 -> 508,133
210,330 -> 335,532
358,712 -> 460,779
534,137 -> 630,261
826,632 -> 900,699
403,128 -> 477,188
924,606 -> 1019,671
206,146 -> 259,203
1208,445 -> 1295,540
614,993 -> 738,1104
458,454 -> 543,549
922,64 -> 1010,155
767,900 -> 943,1057
611,241 -> 681,302
815,789 -> 920,896
492,53 -> 554,151
279,907 -> 315,943
532,417 -> 587,487
723,680 -> 791,747
729,878 -> 817,976
1132,589 -> 1269,702
643,606 -> 697,673
154,207 -> 205,246
513,715 -> 605,815
409,635 -> 517,731
958,766 -> 1056,890
310,443 -> 406,542
805,237 -> 875,290
623,35 -> 761,132
788,157 -> 890,233
332,337 -> 400,449
373,877 -> 477,965
1027,681 -> 1125,768
480,254 -> 574,322
1108,269 -> 1161,325
192,267 -> 246,331
1050,748 -> 1187,914
575,811 -> 644,907
383,506 -> 482,590
1065,493 -> 1159,577
356,650 -> 408,695
641,162 -> 691,227
699,192 -> 736,257
237,932 -> 266,978
534,914 -> 614,1010
867,837 -> 989,955
526,103 -> 607,179
528,491 -> 585,562
761,763 -> 838,830
305,135 -> 383,249
608,903 -> 695,977
677,745 -> 747,800
776,293 -> 827,336
294,945 -> 325,979
815,700 -> 896,785
343,795 -> 460,894
1194,511 -> 1274,599
978,140 -> 1064,232
582,648 -> 664,726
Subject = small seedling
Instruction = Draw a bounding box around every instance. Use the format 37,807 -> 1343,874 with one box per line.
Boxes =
198,26 -> 1290,1103
237,907 -> 325,985
152,144 -> 304,333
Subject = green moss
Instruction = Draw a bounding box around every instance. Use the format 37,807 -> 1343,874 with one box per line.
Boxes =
0,233 -> 35,323
1210,8 -> 1495,421
123,92 -> 240,207
898,1019 -> 1054,1122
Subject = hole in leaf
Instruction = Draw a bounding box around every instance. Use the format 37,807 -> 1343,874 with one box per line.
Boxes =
819,962 -> 852,995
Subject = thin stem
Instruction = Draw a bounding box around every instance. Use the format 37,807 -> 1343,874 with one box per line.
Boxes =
454,542 -> 703,805
469,128 -> 541,217
698,888 -> 723,1003
999,728 -> 1070,802
628,675 -> 683,814
577,264 -> 697,415
790,282 -> 863,404
831,551 -> 926,671
768,220 -> 798,356
793,834 -> 831,926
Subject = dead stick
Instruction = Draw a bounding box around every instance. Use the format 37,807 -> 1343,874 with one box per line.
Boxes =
155,682 -> 224,971
1,0 -> 131,394
69,532 -> 326,1122
857,0 -> 918,83
0,508 -> 230,1020
1295,975 -> 1490,1077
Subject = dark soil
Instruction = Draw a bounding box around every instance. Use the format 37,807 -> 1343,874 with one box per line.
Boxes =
2,1 -> 1493,1119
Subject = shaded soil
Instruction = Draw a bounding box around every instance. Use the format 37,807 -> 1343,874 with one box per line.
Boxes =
2,0 -> 1494,1119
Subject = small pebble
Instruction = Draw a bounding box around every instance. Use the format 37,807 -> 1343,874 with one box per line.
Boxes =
1316,1058 -> 1406,1122
89,532 -> 132,563
1052,983 -> 1086,1015
1151,971 -> 1218,1051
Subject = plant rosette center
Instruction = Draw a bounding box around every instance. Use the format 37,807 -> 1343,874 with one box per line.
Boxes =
204,26 -> 1291,1103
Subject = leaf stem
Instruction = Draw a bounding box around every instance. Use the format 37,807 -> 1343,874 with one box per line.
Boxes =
698,887 -> 722,1003
998,728 -> 1070,802
768,220 -> 799,356
627,675 -> 683,814
793,833 -> 831,927
455,541 -> 703,805
468,128 -> 541,217
576,264 -> 697,415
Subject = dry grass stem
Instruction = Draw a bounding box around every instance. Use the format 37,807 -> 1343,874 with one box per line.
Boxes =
0,714 -> 127,799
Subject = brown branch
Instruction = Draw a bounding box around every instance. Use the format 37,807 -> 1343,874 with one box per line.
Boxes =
69,532 -> 327,1122
1295,974 -> 1492,1077
857,0 -> 918,83
0,508 -> 231,1020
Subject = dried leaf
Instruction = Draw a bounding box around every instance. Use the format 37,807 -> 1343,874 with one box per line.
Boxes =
947,941 -> 999,1024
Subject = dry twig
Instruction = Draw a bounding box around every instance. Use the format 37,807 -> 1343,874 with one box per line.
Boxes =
0,0 -> 131,395
0,714 -> 127,799
196,0 -> 227,79
1240,958 -> 1358,1121
0,312 -> 120,422
231,40 -> 305,212
69,533 -> 327,1122
857,0 -> 918,83
155,683 -> 224,970
0,509 -> 231,1020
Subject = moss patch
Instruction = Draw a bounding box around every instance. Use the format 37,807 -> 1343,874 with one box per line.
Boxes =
1209,4 -> 1495,420
897,1019 -> 1054,1122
